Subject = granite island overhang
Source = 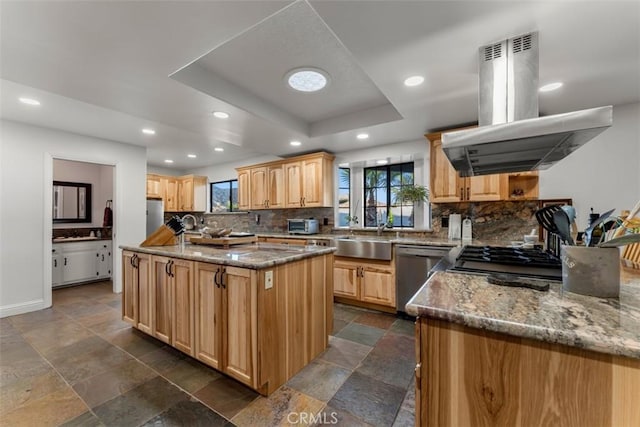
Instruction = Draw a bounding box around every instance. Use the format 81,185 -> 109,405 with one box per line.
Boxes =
120,242 -> 336,396
406,263 -> 640,426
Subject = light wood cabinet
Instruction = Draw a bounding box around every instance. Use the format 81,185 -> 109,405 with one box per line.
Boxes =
149,256 -> 195,352
146,174 -> 207,212
194,263 -> 223,370
171,258 -> 195,356
164,177 -> 179,211
146,174 -> 163,199
195,262 -> 257,387
151,256 -> 173,344
237,169 -> 251,211
333,257 -> 395,309
427,129 -> 539,202
415,317 -> 640,427
122,251 -> 151,334
237,152 -> 335,210
179,175 -> 207,212
249,167 -> 268,209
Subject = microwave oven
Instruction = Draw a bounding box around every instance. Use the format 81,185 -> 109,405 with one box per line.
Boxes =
287,219 -> 319,235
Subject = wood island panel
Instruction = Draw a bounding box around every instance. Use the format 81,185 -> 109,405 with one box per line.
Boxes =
171,259 -> 195,356
194,263 -> 222,370
416,318 -> 640,427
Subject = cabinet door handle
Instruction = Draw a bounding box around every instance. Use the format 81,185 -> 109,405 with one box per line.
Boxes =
168,260 -> 174,277
220,268 -> 226,289
165,260 -> 171,276
466,187 -> 470,200
54,259 -> 57,268
214,268 -> 220,288
64,257 -> 67,266
133,254 -> 139,269
101,254 -> 105,262
460,187 -> 464,200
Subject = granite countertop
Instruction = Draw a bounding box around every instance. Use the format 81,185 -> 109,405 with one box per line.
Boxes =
406,267 -> 640,359
120,243 -> 336,270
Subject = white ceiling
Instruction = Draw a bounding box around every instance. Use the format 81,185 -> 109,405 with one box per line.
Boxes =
1,0 -> 639,170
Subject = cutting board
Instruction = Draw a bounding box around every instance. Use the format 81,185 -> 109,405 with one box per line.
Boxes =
189,235 -> 257,248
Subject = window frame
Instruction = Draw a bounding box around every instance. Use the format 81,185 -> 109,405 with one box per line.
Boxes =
209,179 -> 238,212
363,162 -> 415,228
337,167 -> 351,227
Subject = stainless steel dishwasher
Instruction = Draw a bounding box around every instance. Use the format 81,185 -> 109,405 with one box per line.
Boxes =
396,245 -> 452,313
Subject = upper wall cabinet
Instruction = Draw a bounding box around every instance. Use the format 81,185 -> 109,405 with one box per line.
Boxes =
426,129 -> 538,203
236,152 -> 335,210
146,174 -> 207,212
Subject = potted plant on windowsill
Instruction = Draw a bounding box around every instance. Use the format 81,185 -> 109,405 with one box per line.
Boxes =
393,185 -> 430,227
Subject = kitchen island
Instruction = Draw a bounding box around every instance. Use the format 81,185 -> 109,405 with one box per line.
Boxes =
120,242 -> 335,396
406,264 -> 640,427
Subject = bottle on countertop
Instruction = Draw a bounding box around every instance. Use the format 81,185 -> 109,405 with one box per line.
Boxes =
462,217 -> 473,241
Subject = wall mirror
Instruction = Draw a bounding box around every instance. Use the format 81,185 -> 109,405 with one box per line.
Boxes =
53,181 -> 92,223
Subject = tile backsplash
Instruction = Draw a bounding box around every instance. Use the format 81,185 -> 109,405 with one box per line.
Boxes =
169,200 -> 539,242
165,208 -> 335,234
431,200 -> 540,241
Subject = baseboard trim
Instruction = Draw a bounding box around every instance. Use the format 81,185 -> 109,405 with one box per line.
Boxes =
0,299 -> 48,318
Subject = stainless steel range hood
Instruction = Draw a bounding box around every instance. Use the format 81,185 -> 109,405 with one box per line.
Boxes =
441,32 -> 612,177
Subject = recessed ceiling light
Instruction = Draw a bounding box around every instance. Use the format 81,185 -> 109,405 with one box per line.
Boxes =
539,82 -> 563,92
142,128 -> 155,135
187,154 -> 197,158
19,97 -> 40,106
213,111 -> 229,119
286,67 -> 329,92
357,133 -> 369,140
376,159 -> 388,165
404,75 -> 425,87
214,147 -> 224,152
164,159 -> 174,164
290,140 -> 302,146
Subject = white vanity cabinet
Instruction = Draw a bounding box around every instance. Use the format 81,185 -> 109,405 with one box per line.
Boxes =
52,240 -> 113,288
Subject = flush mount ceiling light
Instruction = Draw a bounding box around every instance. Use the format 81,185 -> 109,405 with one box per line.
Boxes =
142,128 -> 156,135
376,159 -> 388,165
404,75 -> 425,87
290,140 -> 302,146
539,82 -> 563,92
187,154 -> 197,158
356,133 -> 369,140
164,159 -> 174,164
19,97 -> 40,106
285,67 -> 329,92
213,111 -> 229,119
214,147 -> 224,152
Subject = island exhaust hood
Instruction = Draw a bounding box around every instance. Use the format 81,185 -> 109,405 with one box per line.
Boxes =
441,32 -> 612,177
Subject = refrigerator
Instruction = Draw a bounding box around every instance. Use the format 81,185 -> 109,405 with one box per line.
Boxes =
146,199 -> 164,237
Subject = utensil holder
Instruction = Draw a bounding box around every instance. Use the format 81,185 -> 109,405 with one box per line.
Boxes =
560,246 -> 620,298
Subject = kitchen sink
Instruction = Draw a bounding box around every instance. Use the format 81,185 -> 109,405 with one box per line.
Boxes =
333,238 -> 392,260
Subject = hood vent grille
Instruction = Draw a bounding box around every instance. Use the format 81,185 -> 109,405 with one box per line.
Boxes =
484,43 -> 502,61
512,33 -> 533,53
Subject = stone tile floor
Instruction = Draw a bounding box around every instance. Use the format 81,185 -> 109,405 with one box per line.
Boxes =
0,281 -> 416,426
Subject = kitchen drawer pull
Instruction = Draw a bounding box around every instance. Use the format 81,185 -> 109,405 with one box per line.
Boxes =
101,254 -> 105,262
64,257 -> 67,266
214,268 -> 220,288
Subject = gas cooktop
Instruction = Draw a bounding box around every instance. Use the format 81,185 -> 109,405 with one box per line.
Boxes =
449,245 -> 562,281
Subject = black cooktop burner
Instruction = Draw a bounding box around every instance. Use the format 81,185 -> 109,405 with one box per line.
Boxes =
450,245 -> 562,281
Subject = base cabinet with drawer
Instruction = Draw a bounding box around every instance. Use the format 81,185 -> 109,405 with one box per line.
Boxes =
334,257 -> 396,311
52,241 -> 113,288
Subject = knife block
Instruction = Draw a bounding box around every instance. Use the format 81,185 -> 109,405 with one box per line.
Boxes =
141,225 -> 177,247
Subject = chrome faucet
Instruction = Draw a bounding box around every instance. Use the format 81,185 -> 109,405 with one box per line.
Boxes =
377,222 -> 387,236
180,214 -> 198,230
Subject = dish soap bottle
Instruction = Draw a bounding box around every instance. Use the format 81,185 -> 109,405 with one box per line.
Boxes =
462,217 -> 473,241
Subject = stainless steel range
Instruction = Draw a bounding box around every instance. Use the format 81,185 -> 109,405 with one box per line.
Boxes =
448,246 -> 562,281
